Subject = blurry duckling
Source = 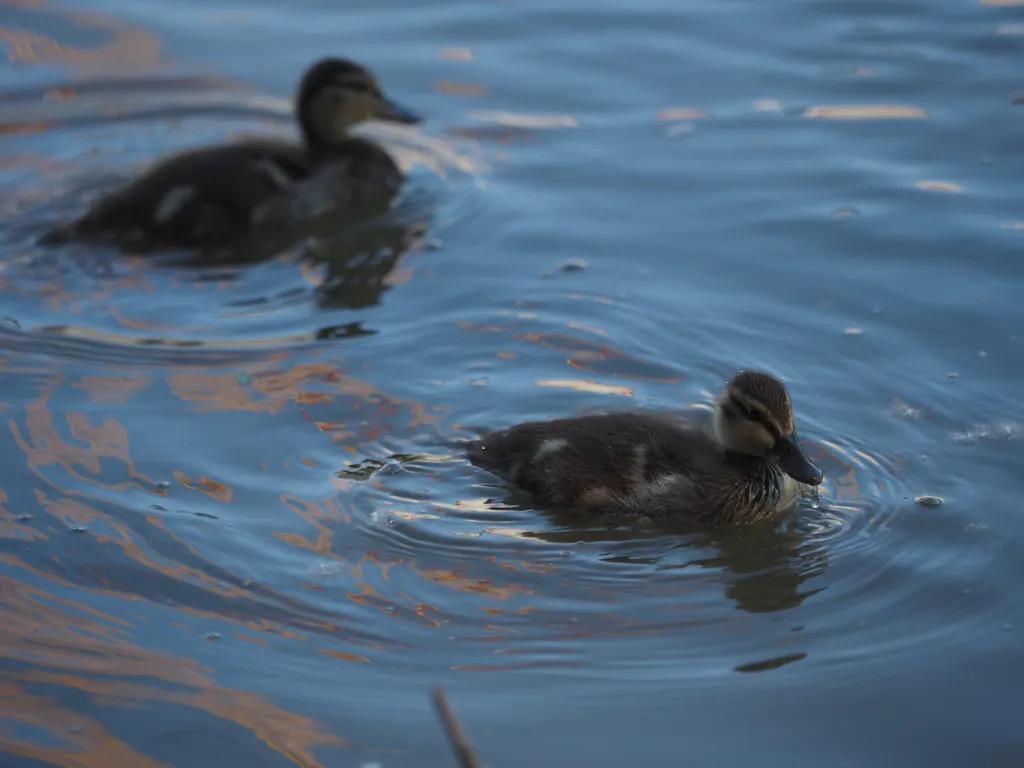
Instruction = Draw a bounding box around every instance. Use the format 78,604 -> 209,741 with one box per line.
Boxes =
40,57 -> 420,251
468,369 -> 823,525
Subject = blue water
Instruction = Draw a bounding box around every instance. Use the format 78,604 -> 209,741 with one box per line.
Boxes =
1,0 -> 1023,765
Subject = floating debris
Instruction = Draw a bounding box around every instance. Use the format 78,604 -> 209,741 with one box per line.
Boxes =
888,396 -> 926,421
950,422 -> 1024,444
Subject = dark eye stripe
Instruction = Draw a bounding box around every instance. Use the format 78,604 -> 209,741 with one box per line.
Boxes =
728,395 -> 780,437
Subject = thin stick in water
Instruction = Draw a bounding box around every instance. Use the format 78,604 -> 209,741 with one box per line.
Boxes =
431,686 -> 483,768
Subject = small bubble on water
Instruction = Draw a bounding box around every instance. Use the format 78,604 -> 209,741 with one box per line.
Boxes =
914,495 -> 943,508
978,350 -> 988,358
242,580 -> 252,588
70,525 -> 87,533
16,514 -> 32,521
204,632 -> 221,641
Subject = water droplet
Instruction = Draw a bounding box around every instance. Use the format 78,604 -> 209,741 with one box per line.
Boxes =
204,632 -> 221,641
242,580 -> 252,588
70,525 -> 87,533
915,495 -> 943,508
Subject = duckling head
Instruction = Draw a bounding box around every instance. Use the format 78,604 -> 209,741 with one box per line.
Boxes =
296,57 -> 420,151
713,370 -> 823,486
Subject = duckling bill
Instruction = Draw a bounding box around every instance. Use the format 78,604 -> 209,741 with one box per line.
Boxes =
40,57 -> 420,251
468,370 -> 823,525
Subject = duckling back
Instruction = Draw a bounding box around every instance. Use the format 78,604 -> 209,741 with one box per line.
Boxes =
468,412 -> 792,525
41,138 -> 404,250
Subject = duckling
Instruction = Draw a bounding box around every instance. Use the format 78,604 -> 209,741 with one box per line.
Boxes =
467,369 -> 823,526
40,57 -> 420,251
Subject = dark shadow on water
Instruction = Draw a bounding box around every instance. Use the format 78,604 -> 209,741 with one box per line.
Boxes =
488,492 -> 829,615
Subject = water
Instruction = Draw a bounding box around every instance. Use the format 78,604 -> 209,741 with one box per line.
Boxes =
1,0 -> 1023,765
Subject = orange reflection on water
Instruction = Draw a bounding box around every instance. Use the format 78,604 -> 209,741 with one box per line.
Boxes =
0,679 -> 168,768
0,566 -> 345,765
173,471 -> 233,502
276,493 -> 348,555
0,485 -> 45,541
0,0 -> 164,75
71,374 -> 152,405
170,361 -> 440,432
11,377 -> 157,492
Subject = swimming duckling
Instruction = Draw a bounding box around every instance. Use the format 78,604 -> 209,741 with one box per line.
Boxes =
468,369 -> 823,526
40,57 -> 420,251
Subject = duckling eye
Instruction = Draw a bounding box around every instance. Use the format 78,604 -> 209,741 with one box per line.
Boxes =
746,407 -> 758,421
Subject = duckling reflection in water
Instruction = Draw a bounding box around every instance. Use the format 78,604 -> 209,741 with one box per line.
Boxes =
468,370 -> 823,526
40,57 -> 420,251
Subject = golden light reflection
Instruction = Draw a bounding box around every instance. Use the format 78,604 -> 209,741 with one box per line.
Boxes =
914,180 -> 963,193
0,485 -> 46,541
0,567 -> 345,764
11,379 -> 158,492
440,47 -> 474,61
657,107 -> 708,121
467,110 -> 580,128
433,80 -> 487,97
169,361 -> 440,431
534,379 -> 634,396
71,375 -> 152,405
803,105 -> 928,119
173,471 -> 233,502
0,0 -> 164,75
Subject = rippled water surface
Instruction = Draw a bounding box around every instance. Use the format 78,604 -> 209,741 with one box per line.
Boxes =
2,0 -> 1023,766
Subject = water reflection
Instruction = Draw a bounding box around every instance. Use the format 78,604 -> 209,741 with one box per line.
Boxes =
516,508 -> 828,615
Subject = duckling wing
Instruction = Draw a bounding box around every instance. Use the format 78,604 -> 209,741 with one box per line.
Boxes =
468,413 -> 717,515
53,142 -> 314,247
